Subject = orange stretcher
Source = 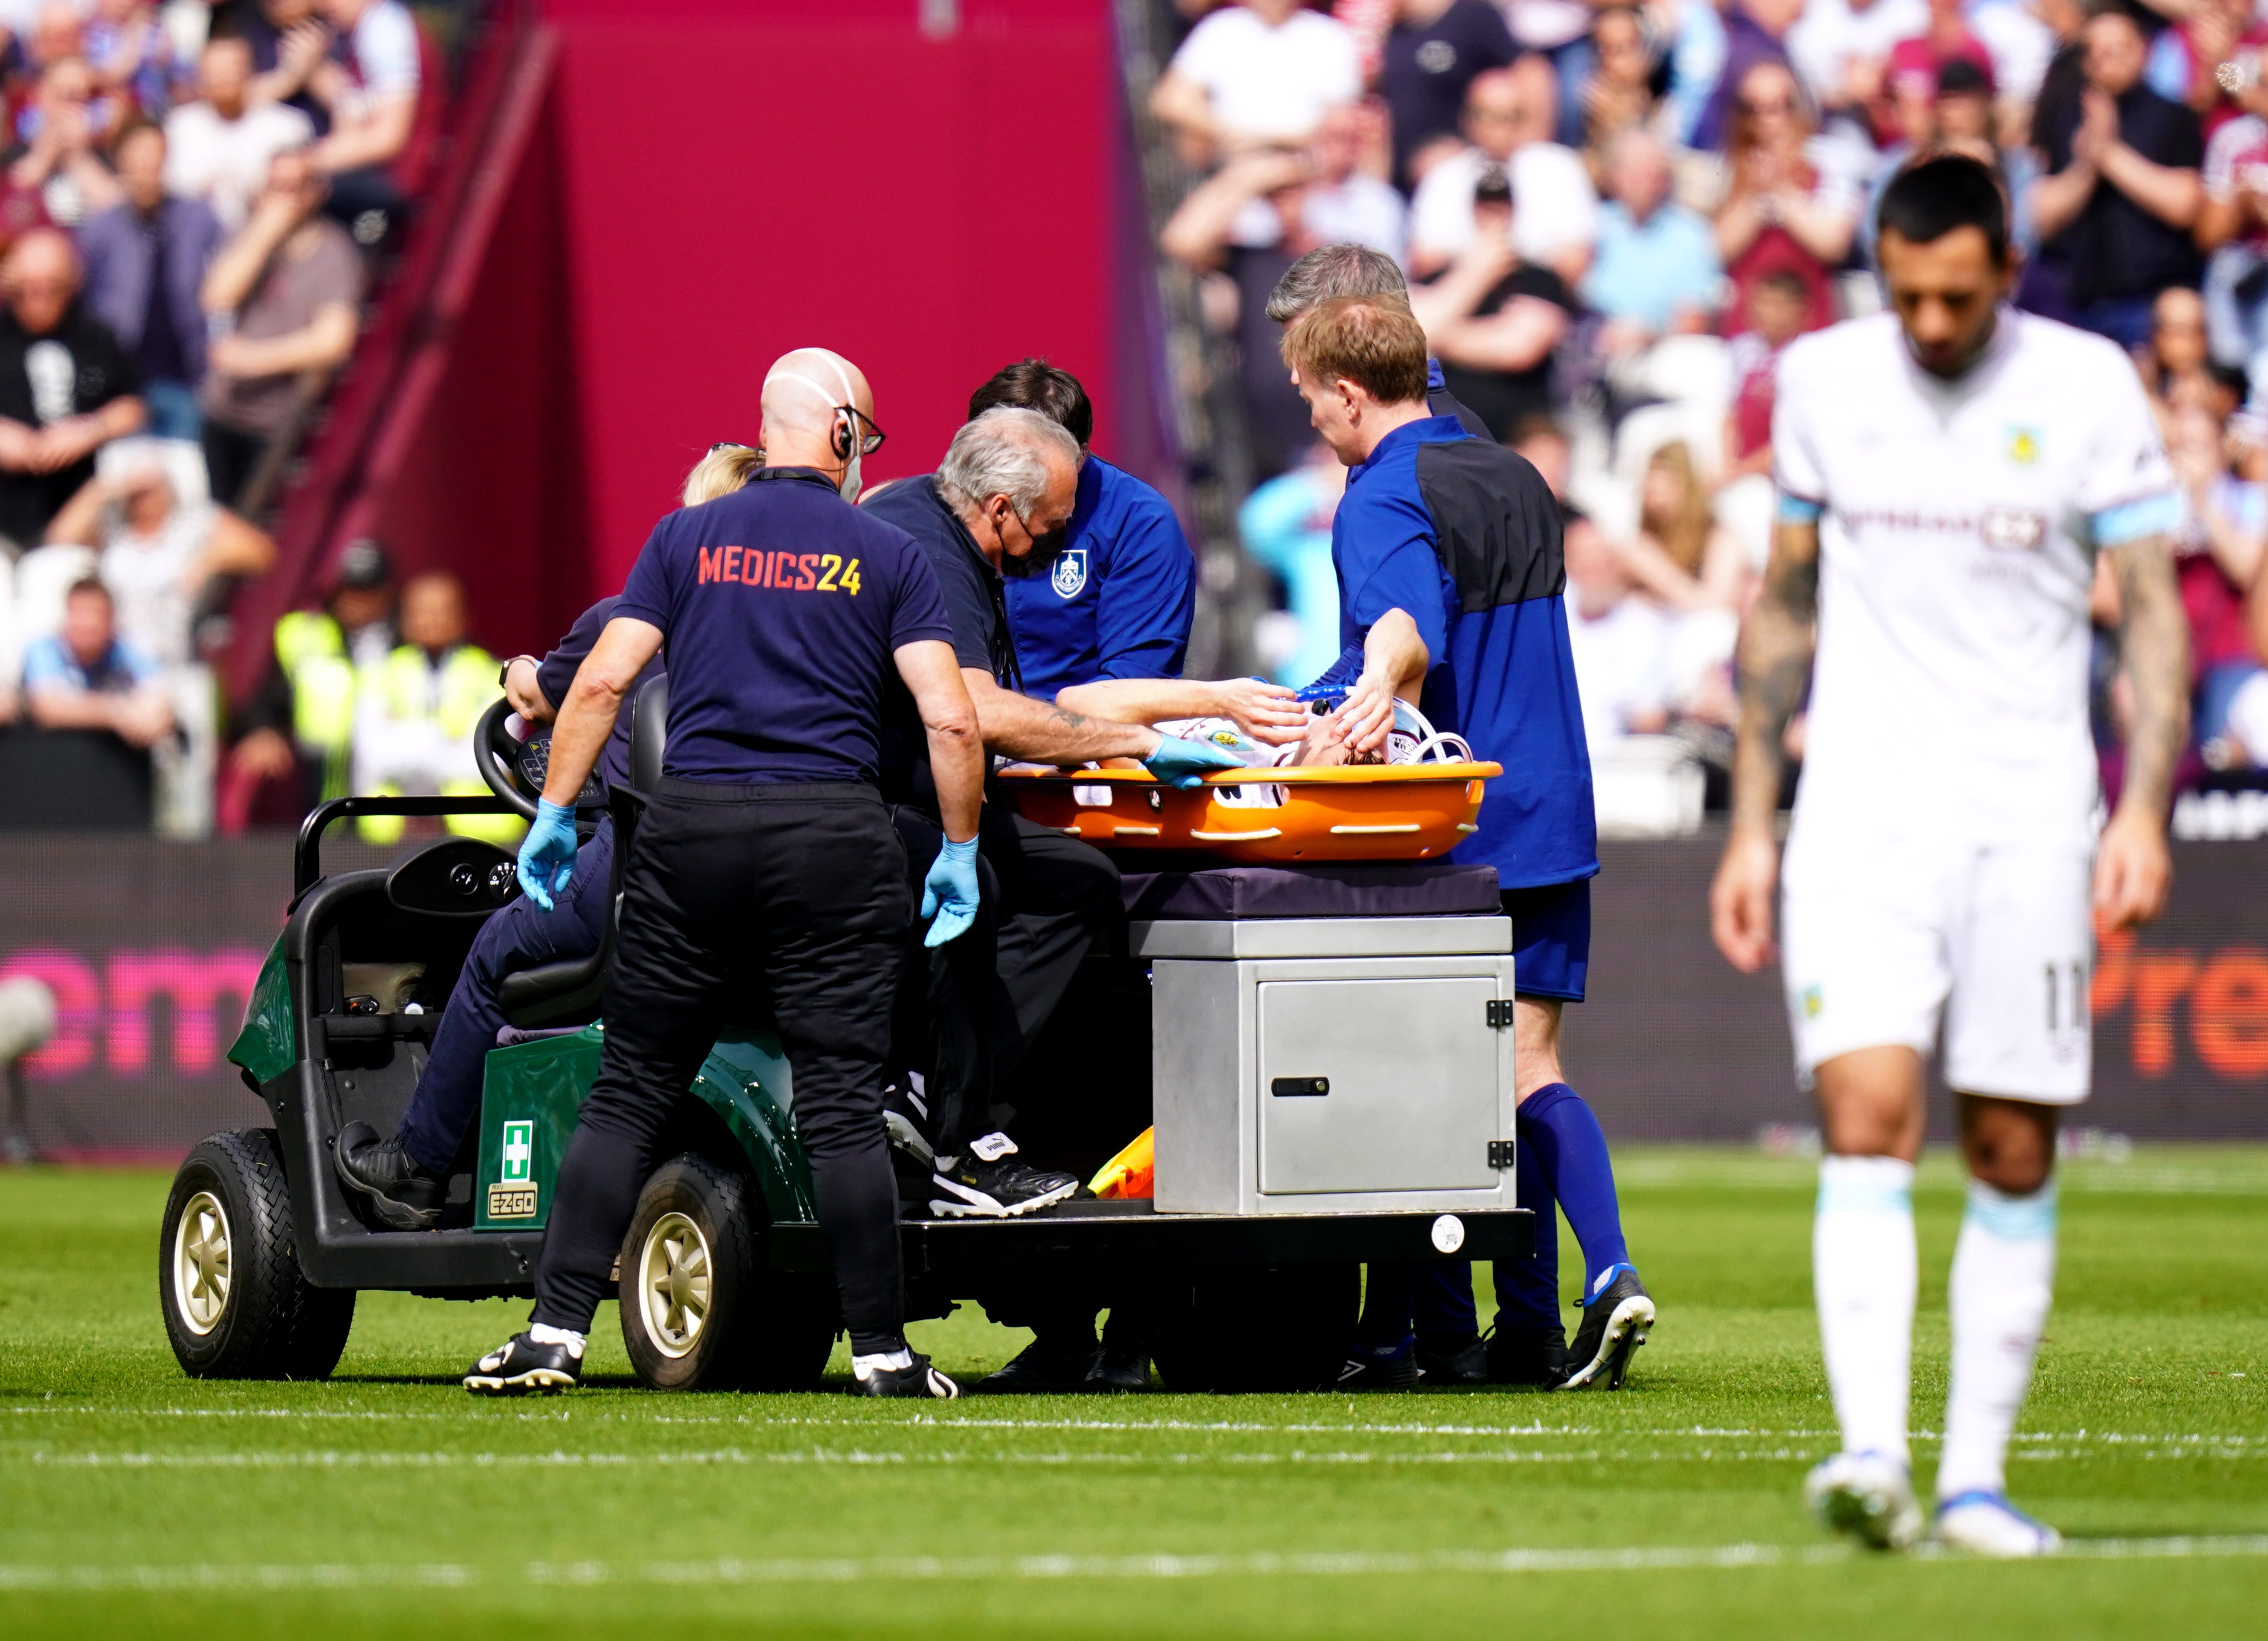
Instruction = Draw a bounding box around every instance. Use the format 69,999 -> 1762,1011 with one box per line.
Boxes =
992,760 -> 1501,864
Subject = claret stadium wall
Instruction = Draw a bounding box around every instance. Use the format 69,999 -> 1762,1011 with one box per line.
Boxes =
4,837 -> 2263,1160
229,0 -> 1163,696
23,2 -> 2258,1156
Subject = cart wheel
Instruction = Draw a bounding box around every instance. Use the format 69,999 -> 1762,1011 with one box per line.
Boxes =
159,1129 -> 356,1380
618,1152 -> 837,1392
1146,1262 -> 1358,1393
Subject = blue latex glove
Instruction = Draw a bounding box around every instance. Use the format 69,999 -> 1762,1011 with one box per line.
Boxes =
920,835 -> 980,948
1142,731 -> 1245,790
516,798 -> 578,912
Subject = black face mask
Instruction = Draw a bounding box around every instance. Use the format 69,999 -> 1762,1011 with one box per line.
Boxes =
1003,525 -> 1069,576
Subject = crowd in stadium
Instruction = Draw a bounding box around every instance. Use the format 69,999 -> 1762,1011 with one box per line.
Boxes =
1160,0 -> 2268,811
5,0 -> 2268,836
0,0 -> 426,832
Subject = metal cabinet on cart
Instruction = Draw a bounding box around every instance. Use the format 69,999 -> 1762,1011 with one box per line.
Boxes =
1144,910 -> 1518,1219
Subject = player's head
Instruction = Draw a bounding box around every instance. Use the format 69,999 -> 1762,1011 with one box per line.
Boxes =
1875,153 -> 2016,378
1280,295 -> 1429,466
1263,243 -> 1408,326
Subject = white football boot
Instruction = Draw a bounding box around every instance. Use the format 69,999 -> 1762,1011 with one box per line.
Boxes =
1804,1450 -> 1925,1551
1935,1491 -> 2064,1557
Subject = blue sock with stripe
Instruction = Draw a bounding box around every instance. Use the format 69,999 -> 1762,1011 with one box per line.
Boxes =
1517,1083 -> 1630,1301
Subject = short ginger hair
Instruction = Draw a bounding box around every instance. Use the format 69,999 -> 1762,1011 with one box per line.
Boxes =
1279,295 -> 1429,408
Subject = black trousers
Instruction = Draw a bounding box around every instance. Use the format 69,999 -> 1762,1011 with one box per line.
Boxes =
532,780 -> 912,1354
890,806 -> 1121,1159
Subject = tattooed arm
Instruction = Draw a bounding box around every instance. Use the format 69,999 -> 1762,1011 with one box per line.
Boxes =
960,667 -> 1165,765
2096,532 -> 2190,928
1709,515 -> 1820,972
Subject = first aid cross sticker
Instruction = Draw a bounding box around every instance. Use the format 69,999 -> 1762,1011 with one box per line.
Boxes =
502,1121 -> 534,1184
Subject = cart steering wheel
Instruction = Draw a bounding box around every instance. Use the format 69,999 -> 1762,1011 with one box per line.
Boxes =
474,696 -> 606,825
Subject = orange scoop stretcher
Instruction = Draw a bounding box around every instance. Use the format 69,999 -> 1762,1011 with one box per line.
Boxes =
991,760 -> 1501,865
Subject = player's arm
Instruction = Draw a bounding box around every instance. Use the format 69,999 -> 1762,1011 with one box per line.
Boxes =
2097,530 -> 2190,928
1710,511 -> 1819,972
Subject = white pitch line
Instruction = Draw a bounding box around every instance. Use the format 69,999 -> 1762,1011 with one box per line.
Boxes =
4,1406 -> 504,1423
3,1536 -> 2267,1592
644,1414 -> 2268,1449
9,1448 -> 1604,1469
8,1410 -> 2260,1446
13,1441 -> 2255,1471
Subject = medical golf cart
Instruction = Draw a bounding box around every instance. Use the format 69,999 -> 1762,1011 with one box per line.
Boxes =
159,683 -> 1535,1392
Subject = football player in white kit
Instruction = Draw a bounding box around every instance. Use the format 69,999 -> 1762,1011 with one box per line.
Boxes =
1710,156 -> 2191,1557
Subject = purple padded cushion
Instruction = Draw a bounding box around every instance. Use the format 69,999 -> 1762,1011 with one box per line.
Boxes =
1119,862 -> 1501,921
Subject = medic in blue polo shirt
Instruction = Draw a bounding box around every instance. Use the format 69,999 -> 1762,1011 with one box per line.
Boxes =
966,360 -> 1196,694
1282,295 -> 1657,1399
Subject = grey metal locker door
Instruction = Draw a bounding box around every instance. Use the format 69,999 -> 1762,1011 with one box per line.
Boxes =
1256,976 -> 1502,1194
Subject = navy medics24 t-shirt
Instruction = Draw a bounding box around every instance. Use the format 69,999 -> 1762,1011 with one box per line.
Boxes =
612,467 -> 955,784
1003,455 -> 1196,695
1309,415 -> 1596,888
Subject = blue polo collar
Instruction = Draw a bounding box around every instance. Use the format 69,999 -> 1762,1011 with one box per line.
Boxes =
1348,413 -> 1471,488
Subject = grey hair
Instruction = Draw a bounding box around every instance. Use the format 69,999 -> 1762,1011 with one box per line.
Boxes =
1264,243 -> 1408,325
936,406 -> 1081,518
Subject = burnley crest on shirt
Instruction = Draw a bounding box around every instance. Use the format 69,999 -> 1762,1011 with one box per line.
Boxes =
1050,547 -> 1088,599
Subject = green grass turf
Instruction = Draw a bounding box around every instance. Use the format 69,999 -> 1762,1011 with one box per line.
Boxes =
1,1147 -> 2263,1638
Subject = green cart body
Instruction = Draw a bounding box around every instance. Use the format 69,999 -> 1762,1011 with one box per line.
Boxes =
159,699 -> 1532,1392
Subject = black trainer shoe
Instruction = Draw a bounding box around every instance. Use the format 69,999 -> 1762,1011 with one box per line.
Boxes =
1554,1264 -> 1654,1391
1087,1346 -> 1151,1392
853,1352 -> 959,1398
1416,1333 -> 1490,1386
464,1331 -> 582,1395
976,1336 -> 1101,1393
1336,1338 -> 1420,1390
336,1120 -> 448,1230
930,1133 -> 1079,1219
1484,1325 -> 1568,1387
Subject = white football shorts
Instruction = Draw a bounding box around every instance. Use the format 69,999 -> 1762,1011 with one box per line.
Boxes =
1779,835 -> 2094,1104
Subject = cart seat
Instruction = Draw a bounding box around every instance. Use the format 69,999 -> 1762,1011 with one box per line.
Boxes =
496,676 -> 667,1026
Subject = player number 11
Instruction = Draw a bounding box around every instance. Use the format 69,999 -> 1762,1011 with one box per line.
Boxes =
2045,961 -> 2088,1032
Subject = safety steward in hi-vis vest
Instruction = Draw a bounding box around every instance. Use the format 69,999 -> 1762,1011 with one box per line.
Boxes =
271,606 -> 364,804
348,571 -> 515,846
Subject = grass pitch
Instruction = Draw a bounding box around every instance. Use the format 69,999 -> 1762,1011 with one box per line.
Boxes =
1,1148 -> 2262,1639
